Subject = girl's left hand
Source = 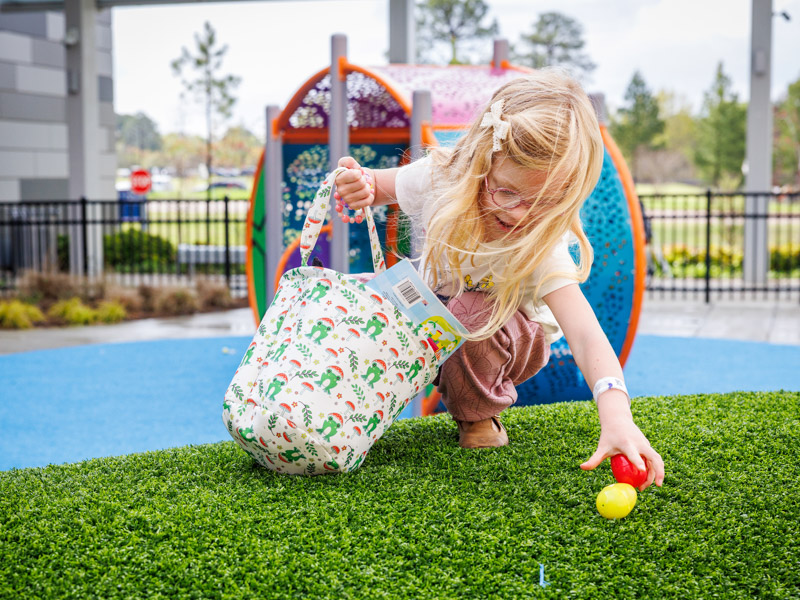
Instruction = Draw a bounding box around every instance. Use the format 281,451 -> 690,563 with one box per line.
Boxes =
580,417 -> 665,491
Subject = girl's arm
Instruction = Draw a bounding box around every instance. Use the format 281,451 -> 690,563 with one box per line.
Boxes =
334,156 -> 399,208
544,283 -> 665,490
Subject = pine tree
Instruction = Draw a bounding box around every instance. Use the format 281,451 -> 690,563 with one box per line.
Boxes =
415,0 -> 498,65
513,12 -> 595,80
610,71 -> 664,181
693,62 -> 747,189
171,22 -> 241,199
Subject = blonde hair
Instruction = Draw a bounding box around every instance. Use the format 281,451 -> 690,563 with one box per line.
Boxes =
421,70 -> 604,341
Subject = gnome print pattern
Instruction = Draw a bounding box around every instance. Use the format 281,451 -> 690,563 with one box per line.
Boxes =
222,270 -> 437,476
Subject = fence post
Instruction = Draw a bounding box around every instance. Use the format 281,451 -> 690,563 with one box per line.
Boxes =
704,189 -> 712,304
224,195 -> 231,290
81,195 -> 88,276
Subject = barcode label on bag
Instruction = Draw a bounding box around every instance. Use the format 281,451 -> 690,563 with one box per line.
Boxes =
393,278 -> 422,308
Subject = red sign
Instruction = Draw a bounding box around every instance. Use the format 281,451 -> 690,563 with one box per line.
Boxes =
130,169 -> 152,195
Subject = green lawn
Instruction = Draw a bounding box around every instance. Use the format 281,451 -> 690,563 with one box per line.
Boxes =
1,391 -> 798,599
636,183 -> 707,196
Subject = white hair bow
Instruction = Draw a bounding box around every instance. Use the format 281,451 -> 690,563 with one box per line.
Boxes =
480,99 -> 510,152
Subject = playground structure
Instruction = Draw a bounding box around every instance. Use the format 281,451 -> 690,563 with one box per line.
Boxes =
246,35 -> 645,412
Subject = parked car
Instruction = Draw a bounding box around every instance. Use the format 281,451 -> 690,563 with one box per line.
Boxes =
208,181 -> 247,190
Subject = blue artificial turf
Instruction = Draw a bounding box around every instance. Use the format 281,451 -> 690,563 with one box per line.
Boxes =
1,335 -> 798,471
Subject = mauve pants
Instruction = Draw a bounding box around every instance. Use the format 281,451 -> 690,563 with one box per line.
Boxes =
437,292 -> 550,422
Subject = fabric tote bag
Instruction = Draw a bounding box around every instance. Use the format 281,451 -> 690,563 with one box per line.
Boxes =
223,168 -> 439,475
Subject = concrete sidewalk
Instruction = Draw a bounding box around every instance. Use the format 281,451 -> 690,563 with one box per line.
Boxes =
1,299 -> 799,355
636,299 -> 800,346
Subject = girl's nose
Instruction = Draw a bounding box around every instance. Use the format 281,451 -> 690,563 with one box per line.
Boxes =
507,204 -> 532,220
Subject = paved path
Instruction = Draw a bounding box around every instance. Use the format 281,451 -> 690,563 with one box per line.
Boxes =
637,299 -> 800,346
1,300 -> 799,355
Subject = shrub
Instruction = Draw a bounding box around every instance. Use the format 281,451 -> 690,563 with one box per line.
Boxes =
196,278 -> 232,310
103,229 -> 176,272
104,286 -> 142,314
96,301 -> 127,324
56,234 -> 69,272
660,243 -> 800,277
770,243 -> 800,274
155,288 -> 198,316
137,285 -> 158,313
660,245 -> 745,278
16,270 -> 80,303
0,300 -> 45,329
47,297 -> 97,326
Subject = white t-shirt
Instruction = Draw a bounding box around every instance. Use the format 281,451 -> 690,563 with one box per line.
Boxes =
394,155 -> 578,345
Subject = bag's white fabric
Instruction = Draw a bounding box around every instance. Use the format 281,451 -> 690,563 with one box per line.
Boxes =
223,169 -> 438,475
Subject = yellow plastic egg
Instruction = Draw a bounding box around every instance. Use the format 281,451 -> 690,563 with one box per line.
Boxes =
596,483 -> 637,519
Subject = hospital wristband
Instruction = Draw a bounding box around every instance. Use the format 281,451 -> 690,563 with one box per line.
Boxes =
592,377 -> 630,405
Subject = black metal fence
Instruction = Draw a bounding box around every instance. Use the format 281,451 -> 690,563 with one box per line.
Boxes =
640,190 -> 800,302
0,196 -> 249,297
2,191 -> 799,303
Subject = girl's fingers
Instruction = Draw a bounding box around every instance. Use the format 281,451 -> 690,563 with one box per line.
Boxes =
639,450 -> 665,490
338,156 -> 359,169
650,452 -> 665,487
623,449 -> 647,473
334,168 -> 364,188
579,447 -> 607,471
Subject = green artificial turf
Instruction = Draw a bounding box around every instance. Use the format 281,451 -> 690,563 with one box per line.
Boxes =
2,391 -> 799,599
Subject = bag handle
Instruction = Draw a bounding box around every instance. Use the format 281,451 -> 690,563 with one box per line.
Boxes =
299,167 -> 386,274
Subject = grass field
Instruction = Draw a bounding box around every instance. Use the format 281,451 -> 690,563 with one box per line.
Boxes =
1,391 -> 798,599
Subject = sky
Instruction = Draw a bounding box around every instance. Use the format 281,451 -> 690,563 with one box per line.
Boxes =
111,0 -> 800,138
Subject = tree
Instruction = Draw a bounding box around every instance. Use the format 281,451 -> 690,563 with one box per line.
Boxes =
116,112 -> 162,153
160,133 -> 205,198
171,21 -> 241,198
512,12 -> 595,80
610,71 -> 664,181
773,77 -> 800,189
415,0 -> 498,65
693,62 -> 747,189
632,91 -> 699,185
215,125 -> 262,169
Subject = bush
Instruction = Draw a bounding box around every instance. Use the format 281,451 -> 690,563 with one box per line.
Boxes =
47,298 -> 97,326
104,229 -> 176,272
95,300 -> 127,324
16,270 -> 80,304
137,284 -> 158,313
155,288 -> 198,315
56,234 -> 69,272
196,278 -> 232,310
104,286 -> 142,314
658,244 -> 800,277
770,243 -> 800,274
0,300 -> 45,329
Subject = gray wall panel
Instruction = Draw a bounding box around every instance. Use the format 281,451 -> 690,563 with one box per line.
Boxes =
98,75 -> 113,102
0,62 -> 15,90
0,14 -> 48,39
0,92 -> 65,122
32,38 -> 65,69
99,101 -> 115,127
20,178 -> 69,201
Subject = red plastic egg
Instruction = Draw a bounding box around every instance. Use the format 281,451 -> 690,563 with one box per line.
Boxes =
610,454 -> 648,488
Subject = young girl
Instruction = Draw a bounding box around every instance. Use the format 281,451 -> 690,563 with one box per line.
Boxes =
334,71 -> 664,490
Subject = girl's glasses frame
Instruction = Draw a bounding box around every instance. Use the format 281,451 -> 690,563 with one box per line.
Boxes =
484,177 -> 534,210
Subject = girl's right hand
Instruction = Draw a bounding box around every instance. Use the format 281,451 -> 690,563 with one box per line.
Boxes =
334,156 -> 375,211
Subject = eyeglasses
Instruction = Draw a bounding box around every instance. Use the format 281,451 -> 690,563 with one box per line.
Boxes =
483,176 -> 557,210
484,177 -> 535,210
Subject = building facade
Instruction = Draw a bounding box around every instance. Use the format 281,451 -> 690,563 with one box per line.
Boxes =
0,9 -> 116,202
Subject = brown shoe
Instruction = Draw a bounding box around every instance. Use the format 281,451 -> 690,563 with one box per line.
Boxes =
455,416 -> 509,449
